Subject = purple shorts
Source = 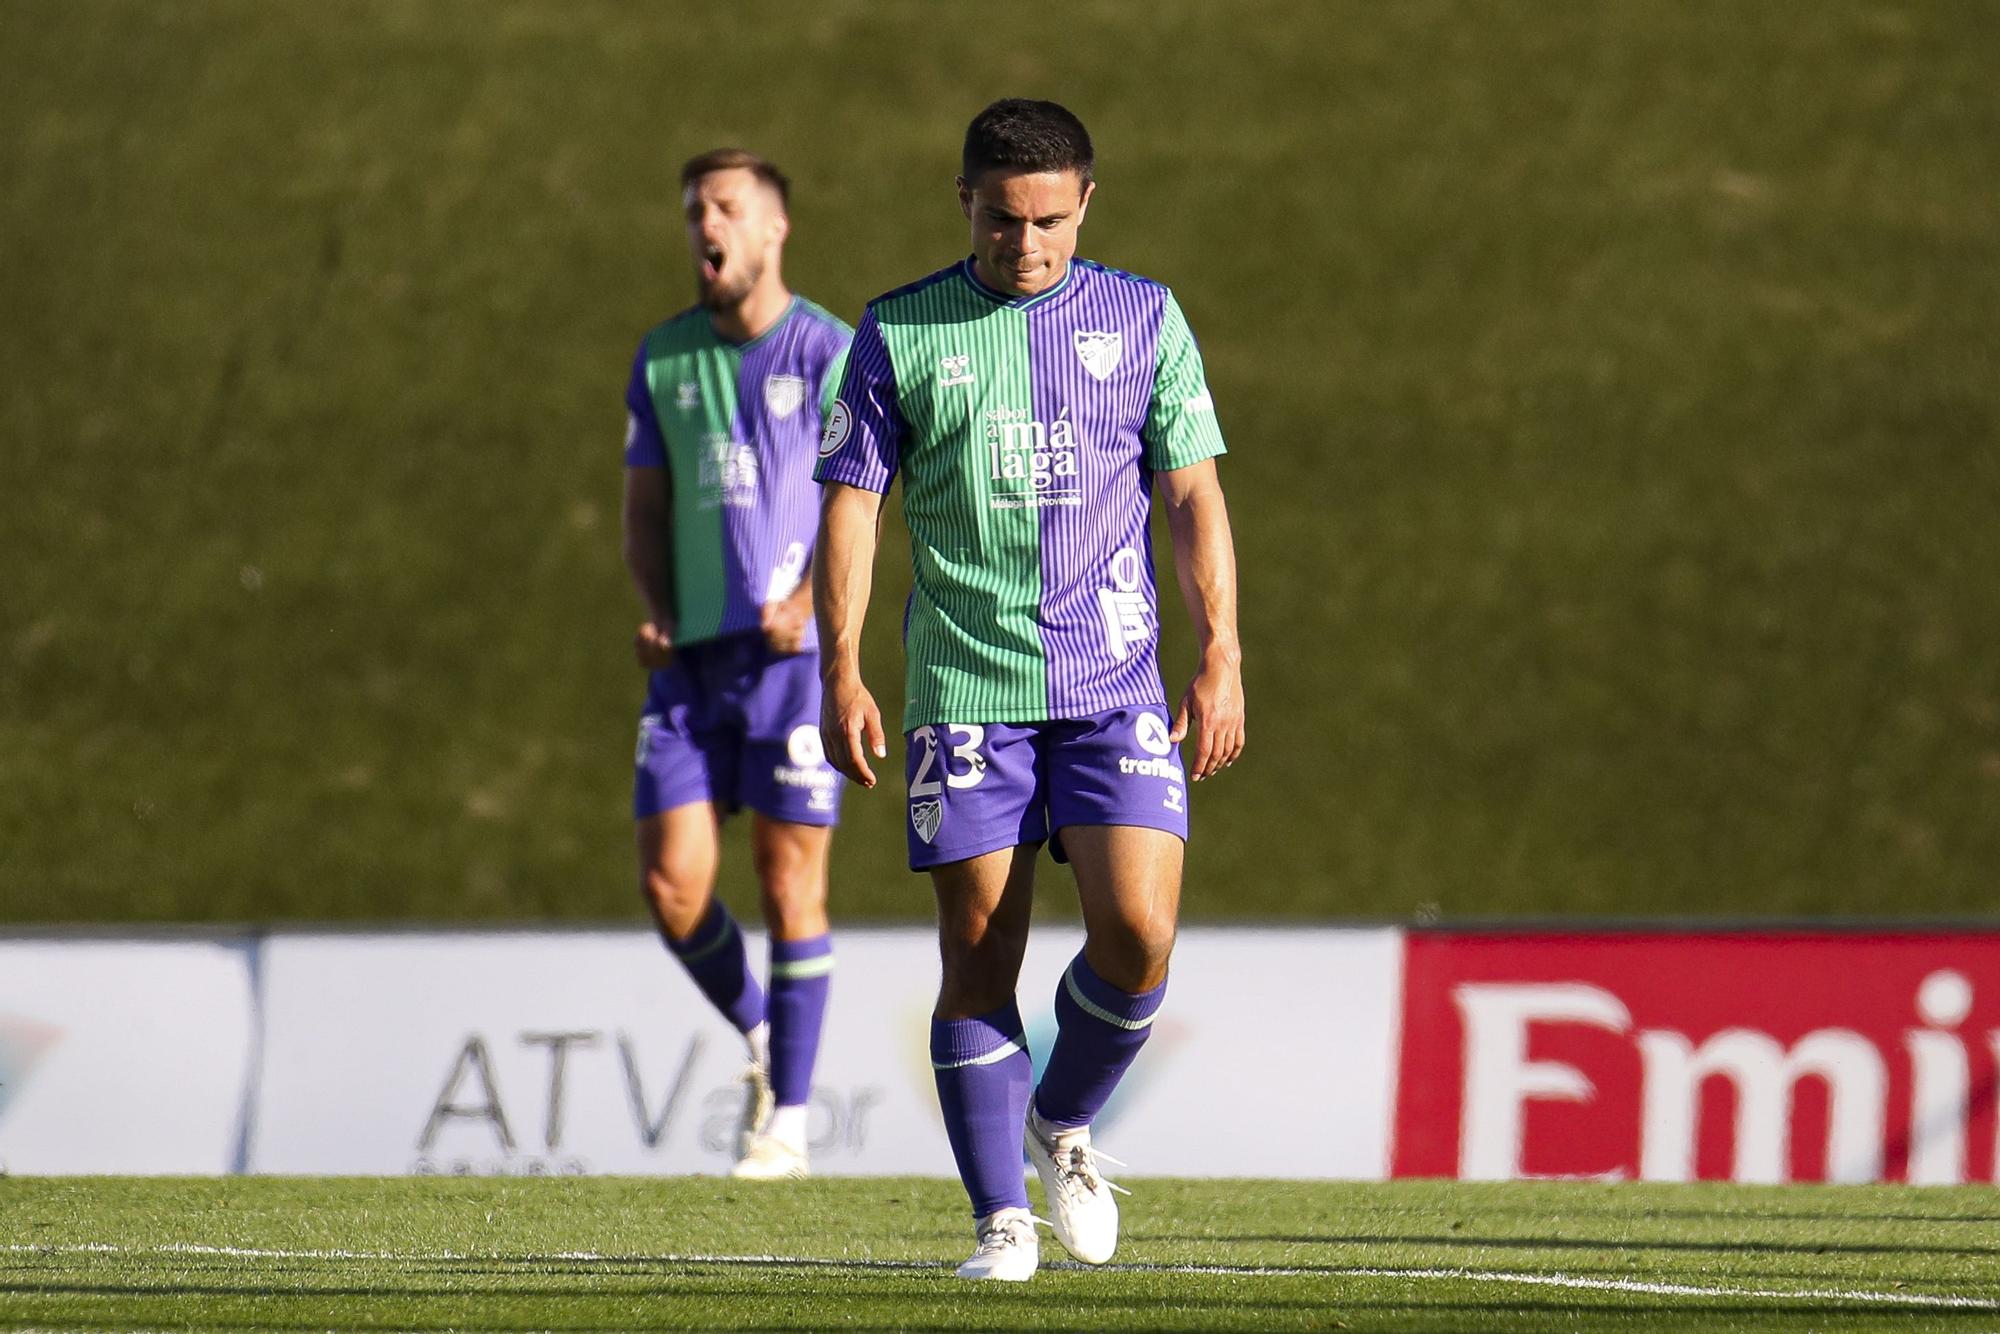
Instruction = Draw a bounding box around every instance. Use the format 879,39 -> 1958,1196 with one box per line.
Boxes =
633,633 -> 842,826
902,705 -> 1189,870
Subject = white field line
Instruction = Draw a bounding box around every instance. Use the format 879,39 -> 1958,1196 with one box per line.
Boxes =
2,1242 -> 1996,1313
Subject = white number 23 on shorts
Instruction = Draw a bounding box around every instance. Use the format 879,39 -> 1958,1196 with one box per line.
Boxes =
909,724 -> 987,797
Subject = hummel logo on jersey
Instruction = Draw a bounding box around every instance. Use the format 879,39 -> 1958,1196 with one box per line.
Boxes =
939,354 -> 974,387
764,374 -> 806,420
676,381 -> 700,411
1073,330 -> 1123,381
1097,547 -> 1154,661
911,798 -> 943,844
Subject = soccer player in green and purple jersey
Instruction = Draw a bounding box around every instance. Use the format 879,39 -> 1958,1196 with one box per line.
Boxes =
813,101 -> 1246,1279
623,149 -> 851,1181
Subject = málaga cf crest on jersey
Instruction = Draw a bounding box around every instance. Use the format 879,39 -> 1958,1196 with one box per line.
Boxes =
815,258 -> 1226,726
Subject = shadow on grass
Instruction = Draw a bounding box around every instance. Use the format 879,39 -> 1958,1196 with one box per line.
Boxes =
1136,1232 -> 1999,1259
4,1297 -> 1992,1334
1415,1202 -> 2000,1227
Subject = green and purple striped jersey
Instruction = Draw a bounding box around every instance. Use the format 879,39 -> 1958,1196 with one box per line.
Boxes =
627,296 -> 851,646
814,258 -> 1225,726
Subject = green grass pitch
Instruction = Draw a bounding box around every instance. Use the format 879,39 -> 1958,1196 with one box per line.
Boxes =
2,1178 -> 1995,1331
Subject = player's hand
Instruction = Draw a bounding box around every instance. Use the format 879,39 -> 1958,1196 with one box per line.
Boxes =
634,621 -> 676,670
1171,646 -> 1245,782
821,667 -> 887,789
760,597 -> 812,656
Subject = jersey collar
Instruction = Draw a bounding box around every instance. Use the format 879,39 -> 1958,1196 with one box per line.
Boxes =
714,294 -> 799,351
959,257 -> 1079,311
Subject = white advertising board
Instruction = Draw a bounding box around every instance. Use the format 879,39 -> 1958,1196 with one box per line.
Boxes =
0,938 -> 256,1173
251,927 -> 1402,1178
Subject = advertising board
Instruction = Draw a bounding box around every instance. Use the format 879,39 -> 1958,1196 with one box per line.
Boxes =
251,927 -> 1404,1178
1392,931 -> 2000,1184
0,938 -> 257,1173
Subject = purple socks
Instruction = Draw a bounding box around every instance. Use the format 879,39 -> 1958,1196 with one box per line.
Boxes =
665,901 -> 766,1035
932,1003 -> 1034,1216
933,957 -> 1168,1217
666,910 -> 834,1111
1033,951 -> 1167,1131
767,933 -> 834,1107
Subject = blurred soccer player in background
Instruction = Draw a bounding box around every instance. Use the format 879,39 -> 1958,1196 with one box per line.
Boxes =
622,149 -> 852,1180
813,101 -> 1245,1277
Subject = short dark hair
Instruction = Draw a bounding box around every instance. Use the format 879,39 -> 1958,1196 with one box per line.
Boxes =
961,99 -> 1094,186
679,148 -> 790,210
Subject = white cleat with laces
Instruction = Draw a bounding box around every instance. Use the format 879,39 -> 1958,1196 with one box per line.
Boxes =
1025,1107 -> 1129,1264
731,1130 -> 808,1180
735,1059 -> 774,1161
955,1207 -> 1041,1281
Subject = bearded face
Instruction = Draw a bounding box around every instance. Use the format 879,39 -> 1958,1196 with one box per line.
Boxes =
685,168 -> 785,311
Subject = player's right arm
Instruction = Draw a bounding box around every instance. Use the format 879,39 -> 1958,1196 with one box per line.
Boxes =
621,344 -> 677,670
811,308 -> 904,788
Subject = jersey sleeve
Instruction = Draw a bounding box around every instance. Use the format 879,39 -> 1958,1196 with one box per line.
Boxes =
623,341 -> 667,468
812,307 -> 902,493
816,334 -> 852,421
1141,291 -> 1227,472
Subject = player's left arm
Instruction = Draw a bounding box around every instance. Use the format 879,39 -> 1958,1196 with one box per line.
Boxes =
1158,458 -> 1245,781
1143,290 -> 1242,780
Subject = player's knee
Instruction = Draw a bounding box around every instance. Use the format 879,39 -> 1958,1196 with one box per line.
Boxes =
935,973 -> 1016,1019
757,877 -> 826,938
936,925 -> 1026,1016
751,835 -> 807,892
640,862 -> 712,940
1085,923 -> 1176,993
753,843 -> 825,932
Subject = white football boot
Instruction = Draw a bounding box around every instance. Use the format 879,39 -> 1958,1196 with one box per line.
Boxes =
1024,1108 -> 1128,1264
734,1058 -> 774,1161
730,1130 -> 808,1180
955,1207 -> 1040,1281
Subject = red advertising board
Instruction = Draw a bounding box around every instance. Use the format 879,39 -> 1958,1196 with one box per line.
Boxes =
1392,932 -> 2000,1184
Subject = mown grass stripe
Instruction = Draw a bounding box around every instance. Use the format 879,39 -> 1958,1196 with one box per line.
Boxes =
6,1242 -> 1993,1311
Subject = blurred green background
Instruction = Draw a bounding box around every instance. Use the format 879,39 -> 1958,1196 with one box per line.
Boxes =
3,0 -> 1996,925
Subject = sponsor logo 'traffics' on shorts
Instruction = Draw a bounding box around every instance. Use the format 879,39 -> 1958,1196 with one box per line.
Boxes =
903,704 -> 1188,870
633,633 -> 841,827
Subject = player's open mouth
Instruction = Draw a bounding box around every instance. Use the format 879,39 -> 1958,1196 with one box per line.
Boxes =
702,244 -> 725,283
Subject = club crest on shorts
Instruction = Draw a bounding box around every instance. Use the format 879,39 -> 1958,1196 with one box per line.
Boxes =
635,713 -> 662,765
910,798 -> 943,845
764,373 -> 806,420
1073,330 -> 1123,382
